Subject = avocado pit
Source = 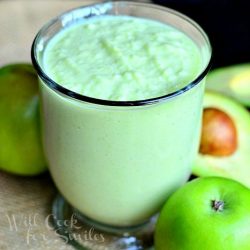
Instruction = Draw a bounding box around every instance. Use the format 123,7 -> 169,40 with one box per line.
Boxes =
199,107 -> 237,156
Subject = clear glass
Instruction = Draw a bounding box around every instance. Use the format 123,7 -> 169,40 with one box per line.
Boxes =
32,1 -> 211,249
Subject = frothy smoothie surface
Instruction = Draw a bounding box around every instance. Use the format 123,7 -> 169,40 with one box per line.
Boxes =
42,16 -> 202,101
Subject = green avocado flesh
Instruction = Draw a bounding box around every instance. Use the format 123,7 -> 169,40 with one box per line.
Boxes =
206,64 -> 250,107
193,91 -> 250,187
0,64 -> 47,175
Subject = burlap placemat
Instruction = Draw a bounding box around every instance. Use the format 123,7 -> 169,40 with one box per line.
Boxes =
0,1 -> 151,249
0,172 -> 71,250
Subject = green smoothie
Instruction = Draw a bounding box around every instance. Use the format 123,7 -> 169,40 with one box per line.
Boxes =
39,15 -> 208,226
42,16 -> 202,101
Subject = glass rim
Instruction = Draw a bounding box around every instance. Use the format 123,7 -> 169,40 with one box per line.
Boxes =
31,0 -> 212,107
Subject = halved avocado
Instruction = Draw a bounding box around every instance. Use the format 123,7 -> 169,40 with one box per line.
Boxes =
206,64 -> 250,107
193,91 -> 250,187
0,63 -> 47,175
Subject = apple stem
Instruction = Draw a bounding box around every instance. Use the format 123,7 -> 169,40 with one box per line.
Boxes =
212,200 -> 224,212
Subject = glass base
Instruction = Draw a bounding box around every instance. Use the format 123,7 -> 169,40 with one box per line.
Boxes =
52,194 -> 156,250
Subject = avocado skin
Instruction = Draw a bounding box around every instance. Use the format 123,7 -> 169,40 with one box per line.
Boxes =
0,64 -> 47,175
206,64 -> 250,107
193,91 -> 250,187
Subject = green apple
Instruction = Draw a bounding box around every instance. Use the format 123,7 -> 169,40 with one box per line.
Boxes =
155,177 -> 250,250
0,63 -> 47,175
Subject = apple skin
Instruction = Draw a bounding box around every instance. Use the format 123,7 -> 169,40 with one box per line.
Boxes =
155,177 -> 250,250
0,64 -> 47,175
